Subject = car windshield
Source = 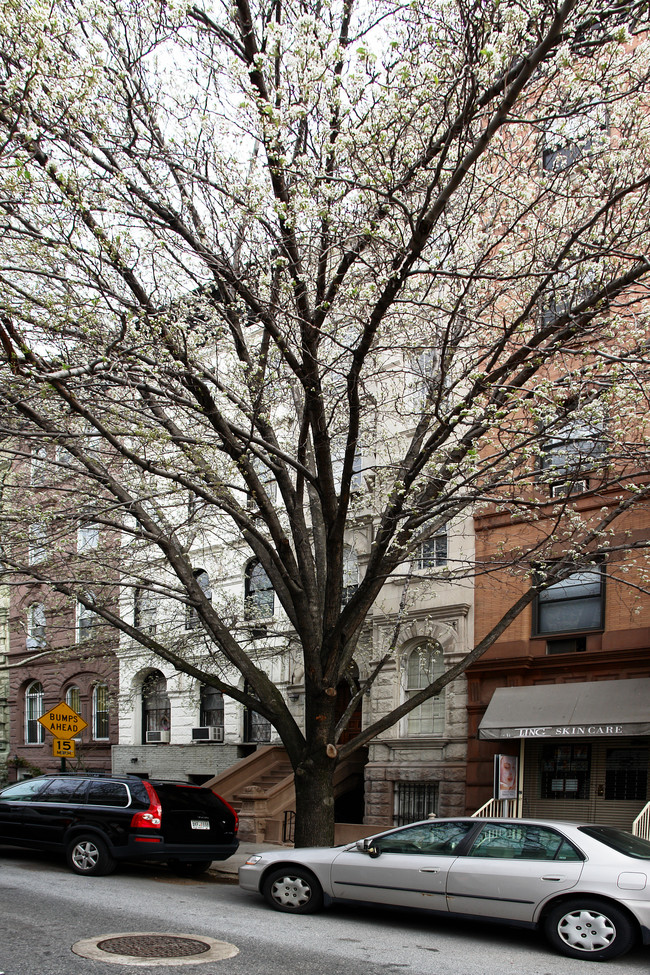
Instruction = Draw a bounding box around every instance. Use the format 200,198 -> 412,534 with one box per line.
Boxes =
579,825 -> 650,860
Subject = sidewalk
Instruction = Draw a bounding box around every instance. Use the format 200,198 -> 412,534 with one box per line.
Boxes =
209,841 -> 292,879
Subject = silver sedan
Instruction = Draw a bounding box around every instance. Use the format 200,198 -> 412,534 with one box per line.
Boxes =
239,817 -> 650,962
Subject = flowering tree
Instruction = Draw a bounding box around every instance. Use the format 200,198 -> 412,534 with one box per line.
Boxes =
1,0 -> 650,843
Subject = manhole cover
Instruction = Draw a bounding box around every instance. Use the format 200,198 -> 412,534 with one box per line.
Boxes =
98,935 -> 211,958
72,932 -> 239,967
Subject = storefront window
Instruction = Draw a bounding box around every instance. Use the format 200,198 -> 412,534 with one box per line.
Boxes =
605,748 -> 648,801
540,743 -> 591,800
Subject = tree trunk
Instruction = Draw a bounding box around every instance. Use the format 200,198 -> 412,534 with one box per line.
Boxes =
293,753 -> 337,848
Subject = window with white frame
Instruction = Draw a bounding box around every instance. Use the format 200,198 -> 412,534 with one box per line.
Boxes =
416,524 -> 448,569
26,602 -> 46,649
30,445 -> 48,485
405,642 -> 446,736
28,523 -> 47,565
540,418 -> 606,495
77,592 -> 96,642
200,685 -> 224,730
25,680 -> 44,743
92,683 -> 109,740
142,671 -> 170,739
134,586 -> 157,634
186,568 -> 211,630
342,546 -> 359,606
77,522 -> 99,552
65,685 -> 82,716
244,560 -> 275,620
542,106 -> 608,173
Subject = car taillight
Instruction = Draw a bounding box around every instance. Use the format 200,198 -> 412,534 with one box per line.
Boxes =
211,789 -> 239,834
130,780 -> 162,829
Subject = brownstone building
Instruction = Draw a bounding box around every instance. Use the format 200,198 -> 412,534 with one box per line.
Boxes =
468,494 -> 650,833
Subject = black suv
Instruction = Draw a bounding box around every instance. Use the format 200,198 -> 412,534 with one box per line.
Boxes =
0,774 -> 239,876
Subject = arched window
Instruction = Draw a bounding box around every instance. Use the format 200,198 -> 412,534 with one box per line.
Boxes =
187,568 -> 211,630
93,683 -> 109,740
134,586 -> 157,635
26,602 -> 46,649
405,642 -> 445,736
65,685 -> 82,716
142,671 -> 170,742
25,681 -> 44,744
200,685 -> 224,730
342,547 -> 359,606
244,560 -> 274,620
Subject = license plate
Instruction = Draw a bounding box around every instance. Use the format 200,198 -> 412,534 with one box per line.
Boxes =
191,819 -> 210,830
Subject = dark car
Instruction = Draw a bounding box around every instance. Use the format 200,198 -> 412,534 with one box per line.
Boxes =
0,773 -> 238,876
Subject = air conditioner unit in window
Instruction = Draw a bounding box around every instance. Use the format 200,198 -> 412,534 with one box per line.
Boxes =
551,480 -> 587,498
146,730 -> 170,743
191,726 -> 224,742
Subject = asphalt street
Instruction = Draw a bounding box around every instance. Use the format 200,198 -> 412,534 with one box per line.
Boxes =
1,844 -> 649,975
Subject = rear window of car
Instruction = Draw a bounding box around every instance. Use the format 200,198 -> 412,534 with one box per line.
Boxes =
86,780 -> 131,807
579,826 -> 650,860
152,783 -> 225,814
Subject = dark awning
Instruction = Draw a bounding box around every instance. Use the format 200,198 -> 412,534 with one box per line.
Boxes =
478,678 -> 650,740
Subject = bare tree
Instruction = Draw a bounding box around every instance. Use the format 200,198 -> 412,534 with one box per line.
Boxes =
1,0 -> 650,843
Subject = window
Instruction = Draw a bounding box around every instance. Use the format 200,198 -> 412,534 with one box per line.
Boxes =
377,819 -> 474,854
134,586 -> 157,635
247,456 -> 278,508
416,524 -> 448,569
142,671 -> 170,740
26,603 -> 46,649
77,522 -> 99,552
468,822 -> 582,861
405,642 -> 445,736
40,777 -> 88,804
342,546 -> 359,606
541,418 -> 606,494
25,681 -> 44,743
30,446 -> 47,485
605,748 -> 648,802
541,743 -> 591,800
65,685 -> 82,716
77,592 -> 96,642
244,560 -> 275,620
394,782 -> 440,827
28,523 -> 47,565
243,680 -> 272,742
542,107 -> 608,173
187,568 -> 211,630
199,685 -> 224,730
332,439 -> 363,495
92,683 -> 109,740
535,568 -> 604,635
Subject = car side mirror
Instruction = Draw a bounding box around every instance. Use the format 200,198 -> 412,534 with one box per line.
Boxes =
356,838 -> 381,858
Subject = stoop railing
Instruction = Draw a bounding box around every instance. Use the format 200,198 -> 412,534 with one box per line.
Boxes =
632,801 -> 650,840
471,797 -> 519,819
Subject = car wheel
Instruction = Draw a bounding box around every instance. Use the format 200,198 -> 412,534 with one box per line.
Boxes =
169,859 -> 213,877
66,834 -> 116,877
262,866 -> 324,914
544,898 -> 636,961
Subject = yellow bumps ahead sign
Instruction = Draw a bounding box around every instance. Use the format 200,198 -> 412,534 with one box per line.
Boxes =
38,701 -> 87,740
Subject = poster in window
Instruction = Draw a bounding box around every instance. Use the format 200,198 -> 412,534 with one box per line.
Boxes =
494,754 -> 518,800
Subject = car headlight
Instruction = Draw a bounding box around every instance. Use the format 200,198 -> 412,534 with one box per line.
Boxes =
245,854 -> 264,865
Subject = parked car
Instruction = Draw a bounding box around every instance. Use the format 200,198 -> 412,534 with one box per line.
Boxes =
0,773 -> 238,876
239,817 -> 650,961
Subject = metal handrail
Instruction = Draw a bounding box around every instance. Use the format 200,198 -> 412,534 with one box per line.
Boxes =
632,801 -> 650,840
